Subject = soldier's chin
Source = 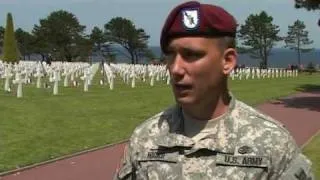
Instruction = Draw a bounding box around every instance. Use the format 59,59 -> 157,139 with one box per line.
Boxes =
175,96 -> 195,106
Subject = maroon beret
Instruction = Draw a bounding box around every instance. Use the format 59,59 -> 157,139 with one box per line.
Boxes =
160,1 -> 237,53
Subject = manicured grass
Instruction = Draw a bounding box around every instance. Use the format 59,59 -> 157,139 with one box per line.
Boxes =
229,73 -> 320,105
0,69 -> 319,173
303,133 -> 320,179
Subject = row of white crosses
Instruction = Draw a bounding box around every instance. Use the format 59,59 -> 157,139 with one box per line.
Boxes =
102,63 -> 115,90
80,63 -> 100,92
230,67 -> 299,80
101,63 -> 170,88
46,62 -> 96,94
1,61 -> 38,90
0,59 -> 301,98
99,64 -> 300,89
0,61 -> 37,97
0,60 -> 93,98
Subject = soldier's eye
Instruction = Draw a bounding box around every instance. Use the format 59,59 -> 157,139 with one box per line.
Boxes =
181,48 -> 205,61
164,50 -> 176,63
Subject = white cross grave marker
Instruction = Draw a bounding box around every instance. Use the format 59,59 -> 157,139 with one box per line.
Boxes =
12,73 -> 26,98
50,70 -> 60,95
3,67 -> 13,92
34,67 -> 43,88
81,68 -> 91,92
131,68 -> 136,88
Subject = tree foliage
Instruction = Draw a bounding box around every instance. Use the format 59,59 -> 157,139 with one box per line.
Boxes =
144,48 -> 156,62
73,35 -> 93,62
238,11 -> 282,69
0,26 -> 4,55
284,20 -> 313,65
306,62 -> 316,74
295,0 -> 320,10
0,26 -> 4,46
133,28 -> 150,63
32,24 -> 51,61
3,13 -> 20,63
295,0 -> 320,26
89,26 -> 108,63
15,28 -> 35,60
104,17 -> 150,64
32,10 -> 87,61
90,26 -> 105,51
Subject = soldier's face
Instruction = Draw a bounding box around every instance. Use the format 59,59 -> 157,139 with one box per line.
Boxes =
166,37 -> 236,106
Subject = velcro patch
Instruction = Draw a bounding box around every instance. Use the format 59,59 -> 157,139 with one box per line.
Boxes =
216,153 -> 270,168
138,149 -> 178,163
279,153 -> 314,180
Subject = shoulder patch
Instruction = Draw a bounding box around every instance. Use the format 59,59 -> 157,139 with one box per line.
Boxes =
279,153 -> 314,180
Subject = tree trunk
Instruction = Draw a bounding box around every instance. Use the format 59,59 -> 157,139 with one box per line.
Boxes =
297,36 -> 301,66
41,54 -> 45,61
66,55 -> 72,62
134,51 -> 139,64
264,47 -> 268,69
297,49 -> 301,66
65,50 -> 72,62
129,51 -> 135,64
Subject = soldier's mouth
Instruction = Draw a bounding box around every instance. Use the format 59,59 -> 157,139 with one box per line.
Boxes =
174,84 -> 192,92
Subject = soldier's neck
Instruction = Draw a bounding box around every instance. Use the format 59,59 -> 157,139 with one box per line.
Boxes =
182,90 -> 231,121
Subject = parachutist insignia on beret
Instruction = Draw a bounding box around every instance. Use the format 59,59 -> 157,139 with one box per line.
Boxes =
160,1 -> 237,53
181,9 -> 199,30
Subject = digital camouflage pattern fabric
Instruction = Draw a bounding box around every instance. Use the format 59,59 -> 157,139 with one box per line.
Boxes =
113,95 -> 314,180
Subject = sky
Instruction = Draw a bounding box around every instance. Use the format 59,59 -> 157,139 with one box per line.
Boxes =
0,0 -> 319,47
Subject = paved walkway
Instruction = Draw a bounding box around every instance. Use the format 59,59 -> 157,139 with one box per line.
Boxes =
2,91 -> 320,180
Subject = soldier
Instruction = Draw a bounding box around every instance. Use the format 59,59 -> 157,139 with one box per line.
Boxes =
113,1 -> 314,179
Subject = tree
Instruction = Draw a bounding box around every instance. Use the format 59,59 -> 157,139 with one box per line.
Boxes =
305,62 -> 316,74
144,48 -> 156,62
238,11 -> 282,69
295,0 -> 320,10
90,26 -> 105,51
104,17 -> 150,64
0,26 -> 4,38
32,25 -> 51,61
90,26 -> 106,63
73,35 -> 93,62
97,42 -> 118,64
3,13 -> 20,63
284,20 -> 313,66
0,26 -> 4,55
295,0 -> 320,26
133,28 -> 150,63
15,28 -> 35,60
0,26 -> 4,45
32,10 -> 86,61
235,35 -> 248,54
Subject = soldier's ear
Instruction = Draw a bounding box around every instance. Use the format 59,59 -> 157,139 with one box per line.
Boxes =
222,48 -> 237,75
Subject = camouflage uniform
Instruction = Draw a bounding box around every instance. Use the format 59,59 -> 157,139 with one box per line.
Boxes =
113,94 -> 314,179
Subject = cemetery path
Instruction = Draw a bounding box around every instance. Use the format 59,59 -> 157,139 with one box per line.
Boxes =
2,90 -> 320,180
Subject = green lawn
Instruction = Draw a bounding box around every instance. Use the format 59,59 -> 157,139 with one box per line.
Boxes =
0,70 -> 319,173
303,133 -> 320,179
